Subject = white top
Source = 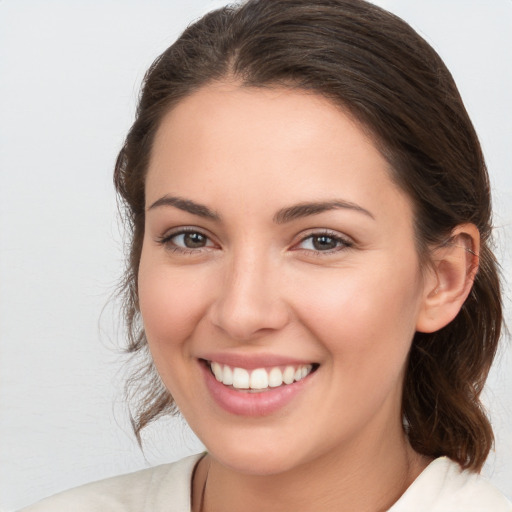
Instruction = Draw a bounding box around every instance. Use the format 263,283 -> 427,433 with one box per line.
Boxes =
21,453 -> 511,511
389,457 -> 511,511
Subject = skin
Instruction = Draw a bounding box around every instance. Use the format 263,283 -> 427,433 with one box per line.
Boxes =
138,83 -> 478,511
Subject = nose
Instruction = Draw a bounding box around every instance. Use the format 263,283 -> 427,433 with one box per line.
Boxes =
208,248 -> 290,341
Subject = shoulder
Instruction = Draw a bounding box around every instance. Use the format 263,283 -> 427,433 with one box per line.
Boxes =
19,453 -> 203,512
391,457 -> 512,512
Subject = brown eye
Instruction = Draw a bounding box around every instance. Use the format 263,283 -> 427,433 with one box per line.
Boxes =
311,235 -> 338,251
296,232 -> 352,253
160,230 -> 215,251
181,232 -> 208,248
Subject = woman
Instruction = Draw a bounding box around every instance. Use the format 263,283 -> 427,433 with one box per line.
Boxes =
22,0 -> 511,510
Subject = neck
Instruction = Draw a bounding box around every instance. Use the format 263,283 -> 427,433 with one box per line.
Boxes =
192,427 -> 430,512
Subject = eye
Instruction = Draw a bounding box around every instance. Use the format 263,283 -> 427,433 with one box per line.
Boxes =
173,232 -> 211,249
295,231 -> 352,253
157,229 -> 216,252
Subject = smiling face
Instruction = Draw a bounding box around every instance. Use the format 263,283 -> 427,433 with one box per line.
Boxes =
138,84 -> 431,475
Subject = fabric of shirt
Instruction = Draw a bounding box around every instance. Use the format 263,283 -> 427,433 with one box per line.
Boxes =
20,453 -> 511,511
389,457 -> 511,511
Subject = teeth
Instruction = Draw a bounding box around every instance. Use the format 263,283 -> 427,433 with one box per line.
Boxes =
250,368 -> 268,390
233,367 -> 250,389
223,365 -> 233,385
209,362 -> 314,390
268,367 -> 283,388
283,366 -> 295,385
212,361 -> 223,382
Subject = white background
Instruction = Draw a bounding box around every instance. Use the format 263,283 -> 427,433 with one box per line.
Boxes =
1,1 -> 511,510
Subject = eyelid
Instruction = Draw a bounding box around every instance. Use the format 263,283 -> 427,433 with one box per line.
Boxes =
291,229 -> 354,254
154,226 -> 353,255
155,226 -> 218,250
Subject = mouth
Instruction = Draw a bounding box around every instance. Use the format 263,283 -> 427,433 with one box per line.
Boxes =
203,359 -> 319,393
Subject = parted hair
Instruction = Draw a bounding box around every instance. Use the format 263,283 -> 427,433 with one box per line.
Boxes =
114,0 -> 502,471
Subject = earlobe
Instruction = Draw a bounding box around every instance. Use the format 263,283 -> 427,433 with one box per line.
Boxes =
416,224 -> 480,333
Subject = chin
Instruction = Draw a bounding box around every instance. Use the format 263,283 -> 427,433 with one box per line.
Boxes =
211,446 -> 300,476
198,426 -> 315,476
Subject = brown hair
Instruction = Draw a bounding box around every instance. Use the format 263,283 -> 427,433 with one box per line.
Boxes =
114,0 -> 502,471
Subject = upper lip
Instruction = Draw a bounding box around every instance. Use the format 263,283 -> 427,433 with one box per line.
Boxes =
199,352 -> 318,370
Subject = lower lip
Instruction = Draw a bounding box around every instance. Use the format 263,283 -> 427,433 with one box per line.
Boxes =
201,362 -> 313,417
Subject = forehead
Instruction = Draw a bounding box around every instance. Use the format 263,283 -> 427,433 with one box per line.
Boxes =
146,83 -> 411,224
149,83 -> 372,167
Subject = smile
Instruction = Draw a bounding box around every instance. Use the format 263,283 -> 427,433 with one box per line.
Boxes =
207,361 -> 316,391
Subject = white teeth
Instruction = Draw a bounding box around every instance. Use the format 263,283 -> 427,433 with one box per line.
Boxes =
223,365 -> 233,385
268,367 -> 283,388
250,368 -> 268,390
283,366 -> 295,385
212,361 -> 223,382
232,367 -> 250,389
209,362 -> 314,390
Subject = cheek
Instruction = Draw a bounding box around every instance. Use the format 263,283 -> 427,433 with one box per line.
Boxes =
137,257 -> 217,402
292,263 -> 423,425
138,258 -> 210,350
291,258 -> 423,360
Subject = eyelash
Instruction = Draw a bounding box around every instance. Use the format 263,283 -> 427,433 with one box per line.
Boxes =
156,228 -> 353,255
293,230 -> 353,255
156,228 -> 215,255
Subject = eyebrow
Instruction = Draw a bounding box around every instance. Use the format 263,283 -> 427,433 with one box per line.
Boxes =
147,195 -> 374,223
273,200 -> 374,223
147,195 -> 220,221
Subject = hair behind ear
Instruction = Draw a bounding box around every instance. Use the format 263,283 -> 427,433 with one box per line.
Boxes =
403,234 -> 501,471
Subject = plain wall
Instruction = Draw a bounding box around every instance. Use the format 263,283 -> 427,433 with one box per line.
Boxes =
1,1 -> 510,510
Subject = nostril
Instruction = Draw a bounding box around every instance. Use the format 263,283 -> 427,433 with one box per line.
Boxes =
208,297 -> 290,341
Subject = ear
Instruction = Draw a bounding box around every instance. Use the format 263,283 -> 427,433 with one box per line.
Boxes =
416,224 -> 480,333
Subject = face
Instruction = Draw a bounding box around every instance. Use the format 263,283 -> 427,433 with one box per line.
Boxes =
138,84 -> 429,475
